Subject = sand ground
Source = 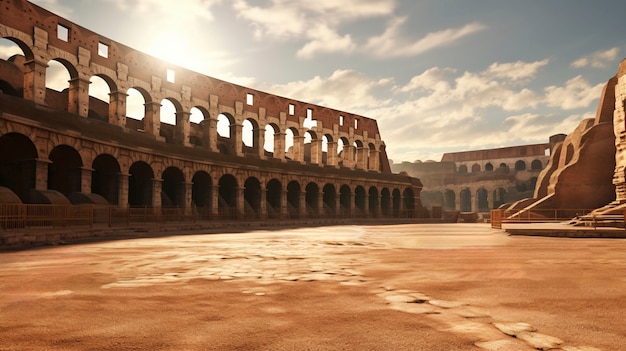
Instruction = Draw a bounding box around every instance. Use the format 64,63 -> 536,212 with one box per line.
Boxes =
0,223 -> 625,351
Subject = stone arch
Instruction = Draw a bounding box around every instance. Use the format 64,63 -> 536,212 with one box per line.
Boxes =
515,160 -> 527,171
266,178 -> 282,218
285,127 -> 299,160
472,163 -> 481,172
485,162 -> 494,172
161,166 -> 185,208
48,144 -> 83,196
192,171 -> 212,217
303,130 -> 318,163
88,74 -> 114,122
128,161 -> 154,207
368,143 -> 377,171
338,137 -> 350,166
217,113 -> 236,155
460,188 -> 471,212
45,58 -> 77,111
0,37 -> 29,97
305,182 -> 319,215
458,165 -> 468,174
0,132 -> 38,202
322,183 -> 336,215
531,159 -> 542,170
244,177 -> 262,219
477,188 -> 489,212
91,154 -> 120,205
287,180 -> 301,218
218,173 -> 238,219
189,106 -> 210,147
368,186 -> 379,217
444,189 -> 456,210
242,118 -> 260,154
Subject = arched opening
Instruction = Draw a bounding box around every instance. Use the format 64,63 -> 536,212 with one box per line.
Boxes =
285,127 -> 297,160
322,183 -> 336,216
303,131 -> 315,163
244,177 -> 261,219
48,145 -> 82,196
264,124 -> 277,156
337,137 -> 348,167
471,163 -> 481,173
381,188 -> 391,217
368,143 -> 376,170
242,119 -> 260,155
444,189 -> 456,210
368,186 -> 379,217
189,106 -> 209,147
0,133 -> 37,202
162,167 -> 185,208
485,163 -> 494,172
515,160 -> 527,171
493,188 -> 506,208
531,159 -> 543,170
458,165 -> 468,174
287,181 -> 301,218
217,113 -> 233,138
45,59 -> 73,111
266,179 -> 282,219
88,75 -> 112,121
340,184 -> 351,216
91,154 -> 120,205
322,135 -> 330,165
218,174 -> 238,219
192,171 -> 212,218
392,189 -> 401,217
305,182 -> 319,216
403,188 -> 415,218
460,188 -> 471,212
477,188 -> 489,212
128,161 -> 154,207
217,113 -> 235,155
0,37 -> 27,97
125,87 -> 146,123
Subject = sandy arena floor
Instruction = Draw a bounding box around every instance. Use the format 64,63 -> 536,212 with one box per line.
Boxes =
0,223 -> 625,351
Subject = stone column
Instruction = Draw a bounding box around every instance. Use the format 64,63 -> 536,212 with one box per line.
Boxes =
34,159 -> 51,190
281,189 -> 289,218
369,149 -> 380,172
117,173 -> 129,208
184,182 -> 193,214
255,128 -> 265,158
259,187 -> 267,220
108,91 -> 128,127
355,146 -> 366,170
232,123 -> 244,157
151,178 -> 163,208
236,187 -> 245,218
299,191 -> 307,218
334,195 -> 341,218
327,142 -> 338,166
211,185 -> 220,218
175,111 -> 191,146
80,167 -> 93,193
207,118 -> 219,153
144,101 -> 162,138
310,139 -> 323,165
23,59 -> 48,105
68,77 -> 91,117
274,132 -> 286,160
316,191 -> 324,217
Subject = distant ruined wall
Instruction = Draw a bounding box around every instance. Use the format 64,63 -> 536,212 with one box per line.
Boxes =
526,75 -> 618,213
612,59 -> 626,203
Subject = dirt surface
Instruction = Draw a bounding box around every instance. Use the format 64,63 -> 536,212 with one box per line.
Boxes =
1,223 -> 625,351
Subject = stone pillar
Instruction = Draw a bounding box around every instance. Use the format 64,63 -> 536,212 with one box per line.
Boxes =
67,77 -> 91,117
175,111 -> 191,146
355,146 -> 366,170
207,118 -> 219,153
23,59 -> 48,105
274,132 -> 286,160
232,123 -> 244,157
211,185 -> 220,218
117,173 -> 129,208
455,191 -> 461,212
342,144 -> 355,168
152,178 -> 163,208
293,135 -> 305,163
299,191 -> 307,218
255,128 -> 265,158
79,167 -> 93,194
334,195 -> 341,218
108,91 -> 127,127
184,182 -> 193,214
281,188 -> 289,218
472,189 -> 478,213
144,101 -> 162,138
327,142 -> 338,166
316,191 -> 324,217
236,187 -> 245,218
259,188 -> 267,220
369,149 -> 380,172
487,192 -> 494,210
310,139 -> 323,165
34,159 -> 51,190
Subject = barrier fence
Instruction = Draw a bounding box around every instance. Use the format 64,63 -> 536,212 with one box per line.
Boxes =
0,204 -> 419,231
490,208 -> 595,229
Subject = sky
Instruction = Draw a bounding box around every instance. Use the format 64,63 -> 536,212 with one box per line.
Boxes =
6,0 -> 626,163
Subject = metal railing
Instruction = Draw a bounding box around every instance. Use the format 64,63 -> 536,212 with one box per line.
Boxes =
491,208 -> 595,228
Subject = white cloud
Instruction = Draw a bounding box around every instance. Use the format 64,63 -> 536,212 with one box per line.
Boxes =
544,75 -> 604,110
108,0 -> 219,22
484,59 -> 550,82
571,47 -> 620,69
296,24 -> 356,59
364,18 -> 487,58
